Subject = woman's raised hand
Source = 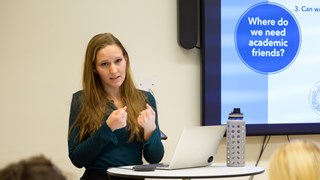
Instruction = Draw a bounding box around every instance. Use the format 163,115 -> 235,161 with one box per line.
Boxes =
138,104 -> 156,140
106,106 -> 127,131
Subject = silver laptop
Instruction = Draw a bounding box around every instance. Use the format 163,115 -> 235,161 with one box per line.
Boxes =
156,125 -> 226,170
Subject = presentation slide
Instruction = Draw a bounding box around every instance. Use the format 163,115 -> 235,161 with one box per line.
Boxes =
220,0 -> 320,125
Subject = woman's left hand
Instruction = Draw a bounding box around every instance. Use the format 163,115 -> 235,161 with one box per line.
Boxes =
138,104 -> 156,140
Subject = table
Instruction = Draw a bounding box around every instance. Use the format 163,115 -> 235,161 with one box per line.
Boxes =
107,164 -> 265,180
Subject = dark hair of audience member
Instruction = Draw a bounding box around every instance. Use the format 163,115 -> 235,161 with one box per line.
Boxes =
0,155 -> 66,180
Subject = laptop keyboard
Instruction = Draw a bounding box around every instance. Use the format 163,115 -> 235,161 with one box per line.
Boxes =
132,163 -> 168,171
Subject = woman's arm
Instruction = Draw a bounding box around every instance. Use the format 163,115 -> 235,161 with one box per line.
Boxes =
141,92 -> 165,163
67,92 -> 118,168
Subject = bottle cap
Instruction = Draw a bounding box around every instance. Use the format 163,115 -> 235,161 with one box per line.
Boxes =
229,108 -> 244,118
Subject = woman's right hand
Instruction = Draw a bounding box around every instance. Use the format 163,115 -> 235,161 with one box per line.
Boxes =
106,106 -> 127,131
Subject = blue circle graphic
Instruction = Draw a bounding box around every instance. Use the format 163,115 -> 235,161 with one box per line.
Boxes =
235,3 -> 301,74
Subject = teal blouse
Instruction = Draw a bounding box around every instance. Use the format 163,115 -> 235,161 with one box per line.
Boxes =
68,90 -> 164,171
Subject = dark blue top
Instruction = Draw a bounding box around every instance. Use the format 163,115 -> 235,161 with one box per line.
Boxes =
68,90 -> 164,171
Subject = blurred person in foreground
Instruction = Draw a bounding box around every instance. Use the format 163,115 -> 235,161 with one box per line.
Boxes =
0,155 -> 66,180
268,140 -> 320,180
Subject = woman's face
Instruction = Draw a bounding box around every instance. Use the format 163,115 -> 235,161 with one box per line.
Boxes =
95,44 -> 127,93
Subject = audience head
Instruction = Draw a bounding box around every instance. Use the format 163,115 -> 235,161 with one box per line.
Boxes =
268,140 -> 320,180
0,155 -> 66,180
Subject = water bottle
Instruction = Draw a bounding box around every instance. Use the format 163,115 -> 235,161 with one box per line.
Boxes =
226,108 -> 246,167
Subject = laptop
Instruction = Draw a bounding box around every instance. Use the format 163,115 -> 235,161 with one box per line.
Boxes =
156,125 -> 226,170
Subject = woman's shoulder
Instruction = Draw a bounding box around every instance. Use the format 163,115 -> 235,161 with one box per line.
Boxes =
73,90 -> 83,97
138,90 -> 156,106
71,90 -> 83,103
139,89 -> 154,98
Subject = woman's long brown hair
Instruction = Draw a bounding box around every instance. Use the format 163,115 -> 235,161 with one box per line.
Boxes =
70,33 -> 147,143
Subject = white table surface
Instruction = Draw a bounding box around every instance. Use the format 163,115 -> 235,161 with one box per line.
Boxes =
107,164 -> 265,179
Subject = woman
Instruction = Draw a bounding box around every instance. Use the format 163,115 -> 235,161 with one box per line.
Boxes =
68,33 -> 164,180
268,140 -> 320,180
